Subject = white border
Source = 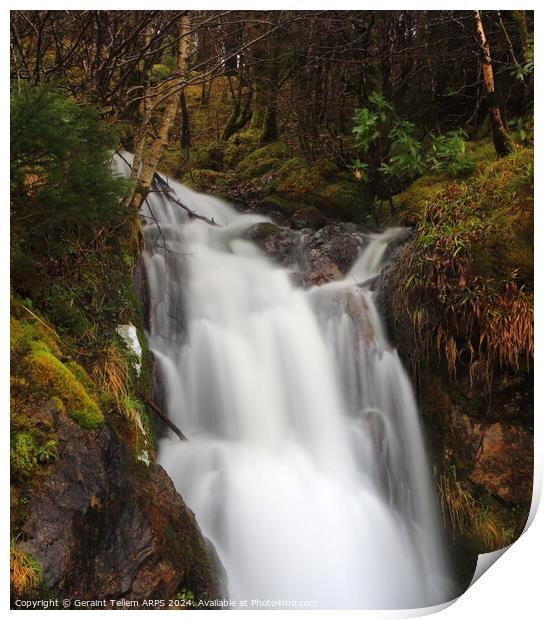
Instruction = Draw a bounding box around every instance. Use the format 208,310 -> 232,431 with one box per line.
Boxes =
3,4 -> 541,618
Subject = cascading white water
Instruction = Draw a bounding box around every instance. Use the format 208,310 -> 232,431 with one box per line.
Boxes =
116,153 -> 454,609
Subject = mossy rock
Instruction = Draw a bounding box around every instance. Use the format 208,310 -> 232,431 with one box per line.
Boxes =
396,145 -> 534,289
285,206 -> 328,230
11,313 -> 103,430
315,178 -> 365,222
10,315 -> 62,359
393,175 -> 451,225
274,156 -> 340,199
27,349 -> 103,429
235,141 -> 289,180
247,222 -> 284,242
10,432 -> 38,480
183,169 -> 231,191
223,129 -> 261,167
274,157 -> 323,198
191,143 -> 225,172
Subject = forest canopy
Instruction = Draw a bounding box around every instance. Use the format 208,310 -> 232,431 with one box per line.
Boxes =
10,10 -> 533,191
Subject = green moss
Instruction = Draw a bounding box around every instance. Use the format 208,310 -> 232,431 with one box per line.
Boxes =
50,396 -> 65,413
465,139 -> 498,171
274,156 -> 340,197
236,141 -> 288,179
10,314 -> 62,359
399,146 -> 533,290
183,169 -> 231,191
189,143 -> 225,172
10,317 -> 36,356
393,175 -> 451,225
223,129 -> 261,167
274,157 -> 325,198
27,348 -> 103,429
162,522 -> 215,591
10,432 -> 38,480
315,178 -> 364,222
65,361 -> 95,393
267,156 -> 369,222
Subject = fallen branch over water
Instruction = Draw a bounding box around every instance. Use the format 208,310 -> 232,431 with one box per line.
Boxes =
153,172 -> 220,227
114,150 -> 219,227
139,392 -> 188,441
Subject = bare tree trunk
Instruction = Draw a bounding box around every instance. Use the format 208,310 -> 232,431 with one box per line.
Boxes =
180,89 -> 191,148
474,10 -> 514,157
129,13 -> 191,211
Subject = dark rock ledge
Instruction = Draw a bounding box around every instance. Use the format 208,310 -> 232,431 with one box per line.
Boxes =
20,399 -> 224,605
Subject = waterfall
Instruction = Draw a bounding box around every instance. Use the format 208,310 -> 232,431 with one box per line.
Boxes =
115,154 -> 454,609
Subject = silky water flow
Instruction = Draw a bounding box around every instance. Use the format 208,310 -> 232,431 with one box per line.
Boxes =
115,153 -> 455,610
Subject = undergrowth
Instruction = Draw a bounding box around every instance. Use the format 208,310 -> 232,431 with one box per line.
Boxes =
393,147 -> 533,388
10,539 -> 43,597
436,465 -> 527,551
10,87 -> 157,575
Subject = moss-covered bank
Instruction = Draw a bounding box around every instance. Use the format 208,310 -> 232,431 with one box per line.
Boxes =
10,86 -> 223,602
381,146 -> 533,583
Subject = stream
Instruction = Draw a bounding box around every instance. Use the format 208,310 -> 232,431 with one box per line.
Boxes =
116,153 -> 454,609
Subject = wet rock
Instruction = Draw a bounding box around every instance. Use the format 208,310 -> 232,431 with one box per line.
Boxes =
303,224 -> 361,284
246,222 -> 299,267
21,400 -> 223,604
246,222 -> 362,286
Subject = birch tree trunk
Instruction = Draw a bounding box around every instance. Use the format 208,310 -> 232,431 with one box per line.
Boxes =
473,10 -> 514,157
129,13 -> 191,211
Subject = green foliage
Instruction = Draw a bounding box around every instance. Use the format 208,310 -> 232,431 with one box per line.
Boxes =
42,285 -> 91,337
427,130 -> 475,177
351,92 -> 475,202
10,83 -> 127,235
380,121 -> 424,180
352,106 -> 381,152
508,116 -> 533,146
436,467 -> 521,551
36,439 -> 58,464
177,588 -> 195,603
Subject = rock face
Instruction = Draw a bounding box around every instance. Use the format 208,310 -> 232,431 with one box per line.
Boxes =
465,420 -> 532,504
246,221 -> 362,285
20,400 -> 224,605
246,223 -> 299,268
